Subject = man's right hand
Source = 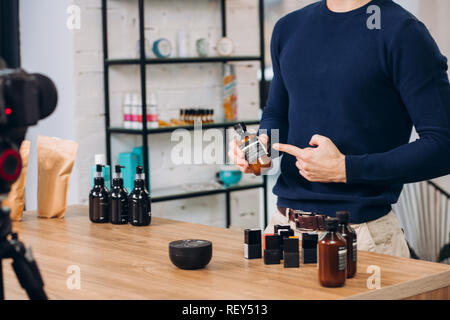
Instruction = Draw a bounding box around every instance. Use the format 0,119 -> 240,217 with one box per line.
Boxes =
228,134 -> 269,174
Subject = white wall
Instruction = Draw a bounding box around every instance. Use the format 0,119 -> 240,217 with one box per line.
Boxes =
20,0 -> 79,210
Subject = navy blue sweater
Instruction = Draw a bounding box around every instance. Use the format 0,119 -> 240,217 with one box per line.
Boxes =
260,0 -> 450,223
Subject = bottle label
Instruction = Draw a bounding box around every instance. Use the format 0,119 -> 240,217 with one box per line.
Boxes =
353,239 -> 357,262
148,114 -> 158,122
241,137 -> 269,164
338,246 -> 347,271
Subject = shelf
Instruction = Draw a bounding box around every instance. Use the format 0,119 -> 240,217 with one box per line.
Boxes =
151,181 -> 264,203
105,56 -> 262,66
101,0 -> 268,227
108,119 -> 261,135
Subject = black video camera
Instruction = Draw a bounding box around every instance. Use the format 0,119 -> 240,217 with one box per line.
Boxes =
0,60 -> 57,195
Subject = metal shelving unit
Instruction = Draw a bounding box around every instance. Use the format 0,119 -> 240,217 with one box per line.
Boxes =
101,0 -> 268,228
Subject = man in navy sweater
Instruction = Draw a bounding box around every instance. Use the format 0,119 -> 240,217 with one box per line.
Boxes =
229,0 -> 450,257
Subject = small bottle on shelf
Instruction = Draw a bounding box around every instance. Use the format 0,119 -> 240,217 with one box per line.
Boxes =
147,92 -> 159,129
337,211 -> 357,278
179,109 -> 185,123
193,109 -> 199,124
131,93 -> 141,130
187,109 -> 194,125
200,109 -> 207,124
233,122 -> 271,176
318,218 -> 347,288
123,93 -> 132,129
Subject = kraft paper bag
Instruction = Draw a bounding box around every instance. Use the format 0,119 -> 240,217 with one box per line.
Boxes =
37,136 -> 78,218
2,140 -> 31,221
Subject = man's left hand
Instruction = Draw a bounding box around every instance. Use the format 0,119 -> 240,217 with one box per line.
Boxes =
273,134 -> 347,183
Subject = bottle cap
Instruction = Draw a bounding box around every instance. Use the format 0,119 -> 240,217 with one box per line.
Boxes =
325,218 -> 339,231
95,154 -> 106,165
135,166 -> 145,180
283,236 -> 299,252
147,92 -> 157,106
244,229 -> 261,245
132,93 -> 140,106
124,93 -> 132,105
169,240 -> 212,270
264,234 -> 281,250
279,229 -> 294,238
113,165 -> 125,179
234,123 -> 246,135
336,211 -> 350,224
274,224 -> 291,234
302,233 -> 318,248
94,164 -> 104,178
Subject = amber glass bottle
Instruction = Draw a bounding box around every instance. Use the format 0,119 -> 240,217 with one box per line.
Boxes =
233,123 -> 271,176
318,218 -> 347,287
336,211 -> 357,278
89,164 -> 110,223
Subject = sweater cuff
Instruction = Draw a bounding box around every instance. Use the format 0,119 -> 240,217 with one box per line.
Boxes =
345,154 -> 367,184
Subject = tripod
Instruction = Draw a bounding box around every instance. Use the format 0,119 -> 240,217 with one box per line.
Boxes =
0,203 -> 47,300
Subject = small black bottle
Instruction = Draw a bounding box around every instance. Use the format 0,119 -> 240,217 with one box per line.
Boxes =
89,164 -> 110,223
129,166 -> 151,226
110,165 -> 129,225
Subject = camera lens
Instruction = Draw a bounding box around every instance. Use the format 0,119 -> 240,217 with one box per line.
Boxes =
0,143 -> 21,185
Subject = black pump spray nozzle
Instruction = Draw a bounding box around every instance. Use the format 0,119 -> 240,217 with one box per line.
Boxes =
133,166 -> 146,189
94,164 -> 105,178
113,165 -> 125,179
135,166 -> 145,180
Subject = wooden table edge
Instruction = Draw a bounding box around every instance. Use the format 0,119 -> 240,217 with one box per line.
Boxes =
343,269 -> 450,300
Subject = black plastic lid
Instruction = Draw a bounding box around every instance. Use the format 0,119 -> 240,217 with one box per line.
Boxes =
96,164 -> 103,172
283,237 -> 299,252
136,166 -> 144,174
325,218 -> 339,231
274,224 -> 291,234
244,229 -> 261,245
115,165 -> 124,173
336,211 -> 350,224
302,233 -> 318,248
279,229 -> 294,238
169,240 -> 213,270
264,234 -> 280,250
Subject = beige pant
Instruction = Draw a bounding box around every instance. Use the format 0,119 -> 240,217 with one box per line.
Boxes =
265,209 -> 410,258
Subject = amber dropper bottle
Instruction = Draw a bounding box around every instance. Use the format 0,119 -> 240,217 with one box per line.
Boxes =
318,218 -> 347,287
337,211 -> 357,278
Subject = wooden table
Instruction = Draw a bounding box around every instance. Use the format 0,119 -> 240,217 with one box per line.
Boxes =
3,206 -> 450,300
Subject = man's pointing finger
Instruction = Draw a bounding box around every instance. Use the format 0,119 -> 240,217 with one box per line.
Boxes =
272,143 -> 303,157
